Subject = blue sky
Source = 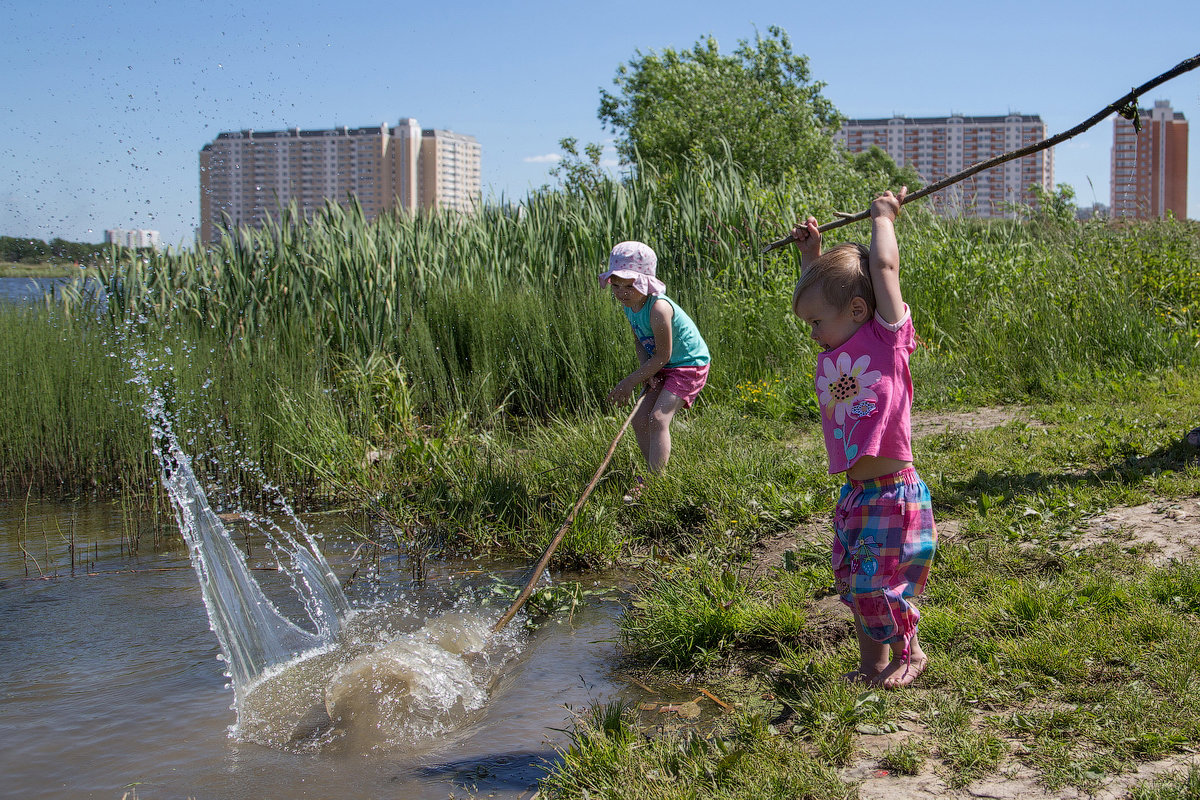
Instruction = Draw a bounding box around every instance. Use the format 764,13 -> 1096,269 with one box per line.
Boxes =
2,0 -> 1198,248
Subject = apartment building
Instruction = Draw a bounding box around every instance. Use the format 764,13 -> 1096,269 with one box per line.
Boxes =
418,129 -> 481,213
834,114 -> 1052,218
198,118 -> 481,243
104,228 -> 161,249
1111,100 -> 1188,219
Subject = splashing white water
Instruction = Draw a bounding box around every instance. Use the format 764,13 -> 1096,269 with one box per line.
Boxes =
147,385 -> 351,699
127,330 -> 523,751
236,607 -> 522,752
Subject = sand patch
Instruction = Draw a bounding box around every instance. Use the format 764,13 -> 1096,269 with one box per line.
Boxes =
911,407 -> 1044,440
1076,498 -> 1200,565
845,746 -> 1200,800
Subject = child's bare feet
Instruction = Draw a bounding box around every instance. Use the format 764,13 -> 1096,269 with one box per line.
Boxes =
872,652 -> 928,689
869,633 -> 928,689
848,621 -> 890,685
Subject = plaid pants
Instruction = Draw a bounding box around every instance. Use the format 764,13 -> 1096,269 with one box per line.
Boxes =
832,467 -> 937,644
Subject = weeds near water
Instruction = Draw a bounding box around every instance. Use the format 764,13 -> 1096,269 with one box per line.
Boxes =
484,578 -> 616,626
5,164 -> 1199,500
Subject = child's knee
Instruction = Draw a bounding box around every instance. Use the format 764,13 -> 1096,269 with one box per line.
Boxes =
647,407 -> 675,431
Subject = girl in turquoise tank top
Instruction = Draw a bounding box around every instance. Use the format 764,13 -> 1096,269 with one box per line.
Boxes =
598,241 -> 710,475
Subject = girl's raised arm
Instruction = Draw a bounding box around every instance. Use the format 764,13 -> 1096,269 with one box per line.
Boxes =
791,216 -> 821,272
869,187 -> 907,325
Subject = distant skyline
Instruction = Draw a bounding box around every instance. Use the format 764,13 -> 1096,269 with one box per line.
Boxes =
2,0 -> 1198,248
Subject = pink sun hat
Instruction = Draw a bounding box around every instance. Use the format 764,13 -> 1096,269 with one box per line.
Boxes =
598,241 -> 665,296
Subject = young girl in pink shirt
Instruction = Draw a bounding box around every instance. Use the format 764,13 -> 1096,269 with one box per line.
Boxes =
791,188 -> 937,689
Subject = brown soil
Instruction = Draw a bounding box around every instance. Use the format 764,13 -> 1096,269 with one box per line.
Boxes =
1075,498 -> 1200,565
910,406 -> 1048,440
847,745 -> 1200,800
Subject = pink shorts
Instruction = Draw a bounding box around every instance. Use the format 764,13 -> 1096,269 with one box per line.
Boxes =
648,364 -> 709,408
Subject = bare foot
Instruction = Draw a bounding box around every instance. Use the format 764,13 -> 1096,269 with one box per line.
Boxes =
871,654 -> 928,689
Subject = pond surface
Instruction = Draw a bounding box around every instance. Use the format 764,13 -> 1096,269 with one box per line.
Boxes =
0,500 -> 634,799
0,275 -> 75,304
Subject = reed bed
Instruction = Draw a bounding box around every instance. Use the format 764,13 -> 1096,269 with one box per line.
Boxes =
0,307 -> 335,498
3,155 -> 1198,497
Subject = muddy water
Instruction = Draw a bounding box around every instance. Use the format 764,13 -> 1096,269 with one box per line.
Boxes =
0,500 -> 632,799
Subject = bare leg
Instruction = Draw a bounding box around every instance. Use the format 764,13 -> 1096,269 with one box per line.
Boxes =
872,632 -> 928,689
630,385 -> 662,469
845,613 -> 890,683
632,389 -> 686,473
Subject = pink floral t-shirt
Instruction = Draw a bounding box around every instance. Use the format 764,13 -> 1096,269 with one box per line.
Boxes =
816,305 -> 915,474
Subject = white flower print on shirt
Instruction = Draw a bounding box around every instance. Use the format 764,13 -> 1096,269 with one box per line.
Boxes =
817,352 -> 882,462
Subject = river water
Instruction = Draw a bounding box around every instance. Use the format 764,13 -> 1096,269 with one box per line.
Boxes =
0,275 -> 77,304
0,500 -> 632,799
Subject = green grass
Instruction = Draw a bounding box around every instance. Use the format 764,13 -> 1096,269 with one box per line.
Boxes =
879,740 -> 926,775
0,308 -> 342,499
538,705 -> 855,800
587,372 -> 1200,796
2,158 -> 1200,796
1,261 -> 95,278
4,161 -> 1197,501
1130,768 -> 1200,800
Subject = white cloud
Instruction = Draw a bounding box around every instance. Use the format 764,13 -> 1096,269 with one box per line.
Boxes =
524,153 -> 562,164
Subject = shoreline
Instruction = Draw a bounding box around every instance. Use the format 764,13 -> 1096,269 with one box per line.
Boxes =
1,262 -> 98,279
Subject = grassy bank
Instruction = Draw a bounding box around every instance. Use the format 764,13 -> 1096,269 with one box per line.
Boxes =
1,261 -> 98,278
4,157 -> 1197,500
538,375 -> 1200,798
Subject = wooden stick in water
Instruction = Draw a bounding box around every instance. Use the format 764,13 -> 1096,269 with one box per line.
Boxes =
761,51 -> 1200,253
492,394 -> 646,634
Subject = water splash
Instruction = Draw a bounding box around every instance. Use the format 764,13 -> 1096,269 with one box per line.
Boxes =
147,385 -> 350,699
127,330 -> 523,752
237,607 -> 522,752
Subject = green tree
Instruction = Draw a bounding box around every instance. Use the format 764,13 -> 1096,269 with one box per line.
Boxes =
849,145 -> 923,192
597,26 -> 842,179
0,235 -> 107,265
548,136 -> 608,194
0,236 -> 49,263
1023,182 -> 1078,228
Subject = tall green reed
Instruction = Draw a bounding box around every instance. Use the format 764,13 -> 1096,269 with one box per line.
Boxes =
66,156 -> 811,418
898,215 -> 1199,401
0,306 -> 342,499
13,152 -> 1199,496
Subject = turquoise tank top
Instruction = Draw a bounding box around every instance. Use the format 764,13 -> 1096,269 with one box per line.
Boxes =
623,294 -> 710,368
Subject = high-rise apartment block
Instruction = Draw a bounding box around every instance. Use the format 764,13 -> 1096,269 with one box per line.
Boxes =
104,228 -> 161,249
198,118 -> 481,244
1111,100 -> 1188,220
834,114 -> 1052,218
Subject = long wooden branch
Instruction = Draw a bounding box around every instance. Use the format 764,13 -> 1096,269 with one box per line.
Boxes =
762,51 -> 1200,253
491,393 -> 646,634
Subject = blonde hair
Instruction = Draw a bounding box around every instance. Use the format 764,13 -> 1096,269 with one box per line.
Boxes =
791,243 -> 874,317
